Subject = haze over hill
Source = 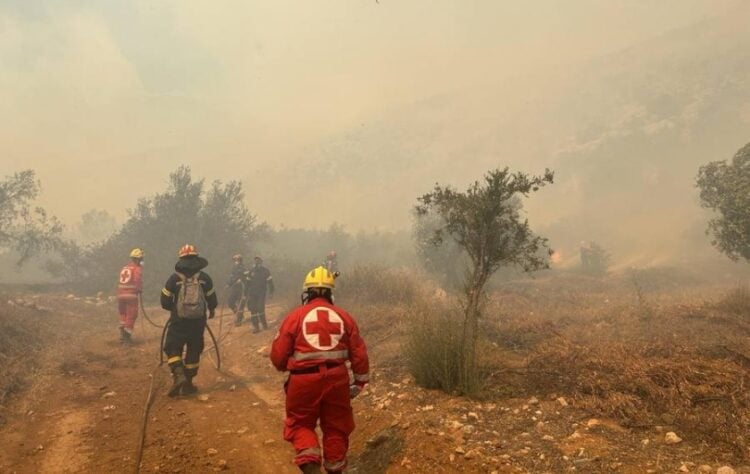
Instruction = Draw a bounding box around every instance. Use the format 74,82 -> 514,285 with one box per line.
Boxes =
250,3 -> 750,266
1,1 -> 748,267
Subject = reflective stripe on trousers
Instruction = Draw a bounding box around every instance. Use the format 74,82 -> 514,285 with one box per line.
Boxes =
324,458 -> 347,471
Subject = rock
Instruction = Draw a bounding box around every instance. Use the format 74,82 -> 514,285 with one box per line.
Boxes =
641,438 -> 650,446
664,432 -> 682,445
198,395 -> 210,402
206,448 -> 218,456
229,385 -> 236,392
464,449 -> 481,460
102,391 -> 116,399
660,413 -> 676,425
698,466 -> 712,473
446,420 -> 463,430
217,460 -> 228,470
528,396 -> 539,405
716,467 -> 736,474
678,465 -> 689,473
263,439 -> 275,445
102,405 -> 116,411
36,444 -> 44,451
462,425 -> 476,435
568,431 -> 582,440
586,418 -> 600,428
455,446 -> 465,454
449,454 -> 456,463
557,397 -> 569,407
542,435 -> 555,441
256,346 -> 268,355
467,412 -> 479,421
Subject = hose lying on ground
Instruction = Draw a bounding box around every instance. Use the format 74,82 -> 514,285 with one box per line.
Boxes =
139,296 -> 165,329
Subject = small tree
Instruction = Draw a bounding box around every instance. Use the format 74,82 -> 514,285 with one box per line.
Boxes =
0,170 -> 62,264
47,166 -> 259,297
415,167 -> 554,393
77,209 -> 118,243
696,142 -> 750,262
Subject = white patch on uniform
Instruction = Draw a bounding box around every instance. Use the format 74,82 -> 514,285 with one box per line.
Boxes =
119,268 -> 132,284
301,307 -> 344,351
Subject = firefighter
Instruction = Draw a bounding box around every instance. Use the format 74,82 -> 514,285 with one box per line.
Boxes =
116,248 -> 144,344
270,266 -> 369,474
160,244 -> 218,397
324,250 -> 338,273
246,255 -> 274,333
226,254 -> 247,326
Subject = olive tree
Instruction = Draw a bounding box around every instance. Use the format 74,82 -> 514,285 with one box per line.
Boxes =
0,170 -> 62,264
415,167 -> 554,393
696,142 -> 750,262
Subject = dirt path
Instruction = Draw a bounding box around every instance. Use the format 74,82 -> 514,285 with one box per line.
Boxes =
0,303 -> 299,473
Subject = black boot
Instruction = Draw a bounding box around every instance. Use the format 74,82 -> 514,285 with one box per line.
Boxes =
182,367 -> 198,395
120,328 -> 133,345
259,312 -> 268,330
235,311 -> 244,327
300,464 -> 320,474
250,315 -> 260,334
182,377 -> 198,395
168,365 -> 188,397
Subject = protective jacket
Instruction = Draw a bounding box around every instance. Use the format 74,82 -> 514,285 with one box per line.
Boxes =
246,264 -> 274,297
227,262 -> 247,287
270,296 -> 369,471
271,297 -> 369,382
160,256 -> 218,319
117,261 -> 143,300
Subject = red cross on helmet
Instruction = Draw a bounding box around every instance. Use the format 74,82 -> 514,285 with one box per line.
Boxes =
178,244 -> 198,258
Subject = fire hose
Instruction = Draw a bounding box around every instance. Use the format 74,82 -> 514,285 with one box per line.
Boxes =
135,298 -> 223,473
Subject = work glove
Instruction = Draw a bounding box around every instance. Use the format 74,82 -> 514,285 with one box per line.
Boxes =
209,309 -> 216,319
349,382 -> 367,399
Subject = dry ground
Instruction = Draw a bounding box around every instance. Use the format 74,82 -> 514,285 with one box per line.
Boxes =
1,268 -> 749,473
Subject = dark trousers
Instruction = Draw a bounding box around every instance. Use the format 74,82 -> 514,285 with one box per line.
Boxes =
228,285 -> 246,323
164,318 -> 206,378
247,293 -> 267,330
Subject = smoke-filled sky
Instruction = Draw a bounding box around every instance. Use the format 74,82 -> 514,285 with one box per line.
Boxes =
1,0 -> 748,264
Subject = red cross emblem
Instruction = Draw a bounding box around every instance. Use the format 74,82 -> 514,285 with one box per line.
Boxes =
119,268 -> 132,284
302,308 -> 344,350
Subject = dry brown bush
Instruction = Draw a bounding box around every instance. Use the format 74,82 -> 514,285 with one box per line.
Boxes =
337,264 -> 421,306
0,299 -> 52,405
527,340 -> 750,454
716,285 -> 750,317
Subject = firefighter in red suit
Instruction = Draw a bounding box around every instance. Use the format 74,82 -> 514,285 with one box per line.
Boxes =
271,267 -> 369,474
116,248 -> 144,344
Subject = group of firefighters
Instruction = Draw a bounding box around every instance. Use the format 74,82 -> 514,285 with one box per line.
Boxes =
115,246 -> 367,474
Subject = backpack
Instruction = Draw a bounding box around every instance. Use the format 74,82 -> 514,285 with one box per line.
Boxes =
175,272 -> 207,319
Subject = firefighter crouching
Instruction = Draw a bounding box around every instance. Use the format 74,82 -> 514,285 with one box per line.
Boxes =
270,266 -> 369,474
116,248 -> 144,344
160,244 -> 218,397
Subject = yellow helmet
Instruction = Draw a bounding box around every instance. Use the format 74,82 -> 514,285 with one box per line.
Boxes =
303,266 -> 337,290
130,248 -> 144,259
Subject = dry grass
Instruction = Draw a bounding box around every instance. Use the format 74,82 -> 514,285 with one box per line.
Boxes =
526,340 -> 750,454
0,298 -> 52,405
338,264 -> 421,306
715,285 -> 750,317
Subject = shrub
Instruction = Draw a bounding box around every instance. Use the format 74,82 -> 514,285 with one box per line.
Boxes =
716,285 -> 750,317
403,302 -> 465,393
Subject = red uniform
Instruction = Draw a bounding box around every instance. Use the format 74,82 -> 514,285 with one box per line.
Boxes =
117,261 -> 143,333
270,297 -> 369,472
